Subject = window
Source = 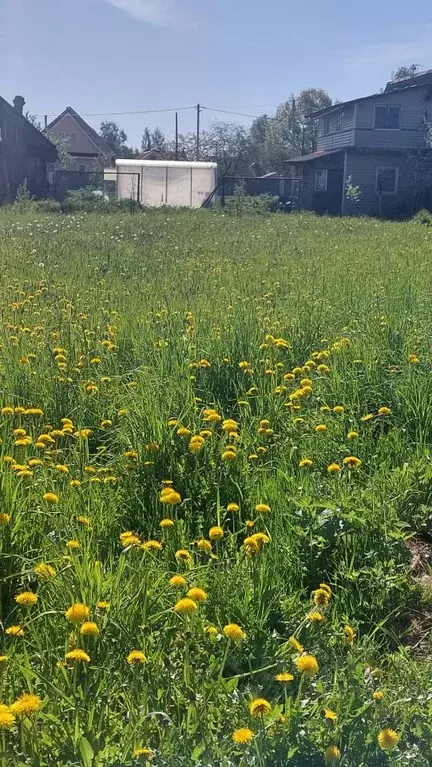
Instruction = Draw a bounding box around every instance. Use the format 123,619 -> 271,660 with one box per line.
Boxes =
374,105 -> 401,129
336,110 -> 343,132
315,169 -> 328,192
376,167 -> 398,194
323,117 -> 330,136
78,165 -> 86,172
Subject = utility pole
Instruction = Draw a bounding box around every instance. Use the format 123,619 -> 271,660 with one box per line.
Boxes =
175,112 -> 179,160
196,103 -> 201,161
44,115 -> 48,129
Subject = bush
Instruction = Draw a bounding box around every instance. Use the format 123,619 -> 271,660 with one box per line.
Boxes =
412,208 -> 432,225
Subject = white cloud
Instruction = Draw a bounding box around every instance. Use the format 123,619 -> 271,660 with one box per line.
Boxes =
107,0 -> 181,29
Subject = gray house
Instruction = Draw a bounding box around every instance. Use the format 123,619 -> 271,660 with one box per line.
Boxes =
45,107 -> 115,171
286,70 -> 432,216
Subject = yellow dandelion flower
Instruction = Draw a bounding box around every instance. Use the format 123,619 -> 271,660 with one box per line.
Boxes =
378,406 -> 391,416
249,698 -> 271,717
65,649 -> 90,663
373,690 -> 384,702
34,563 -> 56,579
96,600 -> 110,610
344,625 -> 356,644
175,549 -> 192,562
5,625 -> 24,637
160,488 -> 182,505
343,455 -> 361,469
299,457 -> 313,468
222,449 -> 237,462
15,591 -> 38,607
361,413 -> 374,422
255,503 -> 271,514
313,588 -> 330,607
43,492 -> 59,504
377,729 -> 399,750
324,708 -> 337,721
127,650 -> 146,665
347,431 -> 358,440
65,603 -> 90,624
295,654 -> 319,676
327,463 -> 341,474
309,611 -> 325,623
275,672 -> 294,683
408,353 -> 420,364
315,424 -> 327,433
160,518 -> 174,529
0,705 -> 15,730
66,539 -> 81,549
10,693 -> 42,717
134,747 -> 154,759
174,597 -> 198,615
333,406 -> 344,414
0,655 -> 8,664
223,623 -> 246,641
80,622 -> 99,637
204,625 -> 218,637
209,526 -> 224,540
0,513 -> 11,526
324,745 -> 341,762
142,540 -> 162,551
187,587 -> 207,602
232,728 -> 254,744
169,575 -> 187,588
227,502 -> 240,512
188,435 -> 205,454
288,636 -> 304,653
196,539 -> 212,554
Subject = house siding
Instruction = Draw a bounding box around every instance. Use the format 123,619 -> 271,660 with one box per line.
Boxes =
354,87 -> 429,149
47,114 -> 101,155
344,150 -> 420,217
317,105 -> 355,151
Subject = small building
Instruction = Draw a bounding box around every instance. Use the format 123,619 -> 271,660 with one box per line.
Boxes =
115,159 -> 217,207
0,95 -> 58,202
286,70 -> 432,217
45,106 -> 115,171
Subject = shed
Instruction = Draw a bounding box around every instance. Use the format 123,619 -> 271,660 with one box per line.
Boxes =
0,95 -> 58,202
115,159 -> 217,208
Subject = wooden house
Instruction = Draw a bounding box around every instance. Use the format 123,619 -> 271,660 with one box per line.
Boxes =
0,95 -> 58,202
45,107 -> 115,171
286,70 -> 432,216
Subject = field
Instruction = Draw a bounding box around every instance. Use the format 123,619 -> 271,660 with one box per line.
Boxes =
0,206 -> 432,767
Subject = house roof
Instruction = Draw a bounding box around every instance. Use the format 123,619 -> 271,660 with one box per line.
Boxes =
45,107 -> 115,156
309,70 -> 432,118
0,96 -> 58,159
285,149 -> 344,164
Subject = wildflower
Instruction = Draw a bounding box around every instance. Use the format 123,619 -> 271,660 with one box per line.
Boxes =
295,654 -> 319,676
0,705 -> 15,730
187,587 -> 207,602
313,588 -> 330,607
378,406 -> 391,416
361,413 -> 374,422
344,625 -> 356,644
223,623 -> 246,641
232,728 -> 254,744
227,502 -> 239,512
222,449 -> 237,462
204,625 -> 218,637
196,539 -> 212,554
209,526 -> 224,540
255,503 -> 271,514
80,622 -> 99,637
0,513 -> 11,526
246,520 -> 256,529
324,745 -> 341,762
408,353 -> 420,364
288,636 -> 304,653
333,406 -> 344,414
169,575 -> 187,588
34,563 -> 56,579
127,650 -> 146,665
275,672 -> 294,683
142,540 -> 162,552
174,598 -> 198,615
320,405 -> 331,412
100,419 -> 112,429
377,729 -> 399,750
249,698 -> 271,717
77,516 -> 90,526
1,407 -> 14,415
134,747 -> 154,759
343,455 -> 361,469
66,539 -> 81,549
347,431 -> 358,440
96,600 -> 110,609
0,655 -> 8,664
324,708 -> 337,721
175,549 -> 192,562
43,492 -> 59,504
10,693 -> 42,717
309,611 -> 325,623
65,603 -> 90,624
70,479 -> 81,488
373,690 -> 384,702
160,518 -> 174,529
160,487 -> 182,505
65,649 -> 90,663
299,457 -> 313,468
317,364 -> 330,374
5,625 -> 24,637
189,435 -> 205,454
222,419 -> 239,433
327,463 -> 341,474
315,424 -> 327,433
15,591 -> 38,607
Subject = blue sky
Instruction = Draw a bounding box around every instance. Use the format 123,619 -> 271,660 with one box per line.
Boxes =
1,0 -> 432,147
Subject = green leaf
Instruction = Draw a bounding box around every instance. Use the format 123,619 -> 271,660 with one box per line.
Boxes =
78,736 -> 94,767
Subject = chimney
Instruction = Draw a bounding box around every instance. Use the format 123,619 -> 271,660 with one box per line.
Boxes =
13,95 -> 25,116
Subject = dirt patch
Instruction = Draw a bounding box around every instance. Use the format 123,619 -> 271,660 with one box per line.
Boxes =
405,536 -> 432,659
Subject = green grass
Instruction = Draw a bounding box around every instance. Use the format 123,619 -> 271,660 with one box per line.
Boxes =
0,206 -> 431,766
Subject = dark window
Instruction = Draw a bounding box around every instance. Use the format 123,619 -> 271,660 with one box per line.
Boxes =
315,169 -> 328,192
374,105 -> 401,129
323,117 -> 330,136
376,167 -> 398,194
78,165 -> 86,172
336,110 -> 343,132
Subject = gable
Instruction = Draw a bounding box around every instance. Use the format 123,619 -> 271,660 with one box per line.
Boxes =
46,108 -> 115,157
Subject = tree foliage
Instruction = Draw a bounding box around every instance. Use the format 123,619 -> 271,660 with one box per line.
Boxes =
100,121 -> 136,157
391,64 -> 421,81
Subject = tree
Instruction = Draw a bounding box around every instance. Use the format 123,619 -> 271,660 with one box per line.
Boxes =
141,126 -> 167,153
391,64 -> 421,81
99,121 -> 136,157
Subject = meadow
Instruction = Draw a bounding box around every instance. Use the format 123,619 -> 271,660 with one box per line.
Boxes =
0,205 -> 431,766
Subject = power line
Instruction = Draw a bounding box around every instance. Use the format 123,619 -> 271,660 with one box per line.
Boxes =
202,106 -> 261,119
35,105 -> 196,118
